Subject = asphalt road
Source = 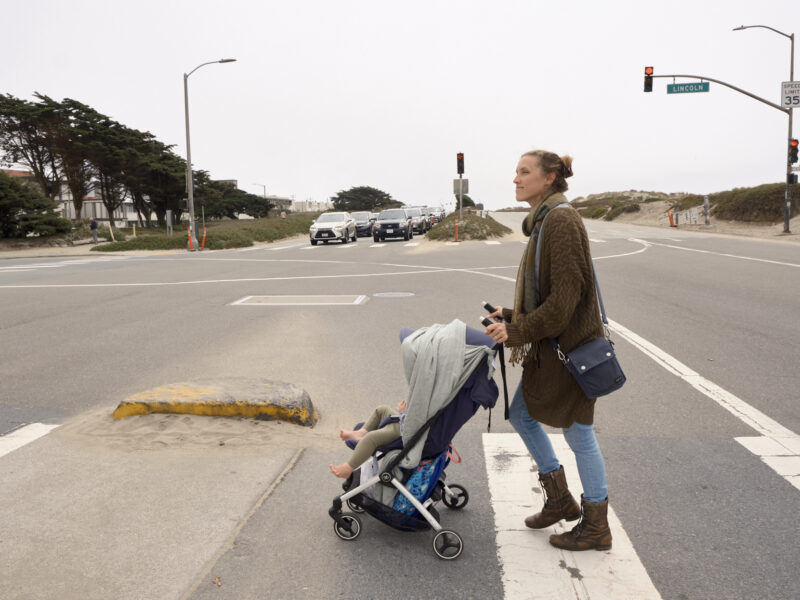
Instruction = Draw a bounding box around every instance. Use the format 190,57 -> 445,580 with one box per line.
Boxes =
1,214 -> 798,600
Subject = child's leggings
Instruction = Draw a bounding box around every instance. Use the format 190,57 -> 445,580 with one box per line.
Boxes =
347,405 -> 402,469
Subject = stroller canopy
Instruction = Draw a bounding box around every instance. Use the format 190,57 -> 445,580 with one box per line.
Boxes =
397,319 -> 497,468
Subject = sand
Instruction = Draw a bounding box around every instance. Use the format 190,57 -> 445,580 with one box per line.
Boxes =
53,406 -> 343,456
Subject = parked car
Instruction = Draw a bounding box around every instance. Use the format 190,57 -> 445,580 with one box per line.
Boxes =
373,208 -> 413,242
405,207 -> 429,234
309,212 -> 357,245
421,206 -> 438,225
351,211 -> 375,237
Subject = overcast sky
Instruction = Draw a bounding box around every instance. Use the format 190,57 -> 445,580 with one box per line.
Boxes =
5,0 -> 800,210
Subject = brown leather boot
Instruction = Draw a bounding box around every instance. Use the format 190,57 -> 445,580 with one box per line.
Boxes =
549,495 -> 612,551
524,466 -> 581,529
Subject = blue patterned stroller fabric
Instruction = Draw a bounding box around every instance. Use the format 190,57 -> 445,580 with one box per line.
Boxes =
392,452 -> 450,516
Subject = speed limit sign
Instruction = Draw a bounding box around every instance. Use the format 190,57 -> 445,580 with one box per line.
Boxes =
781,81 -> 800,107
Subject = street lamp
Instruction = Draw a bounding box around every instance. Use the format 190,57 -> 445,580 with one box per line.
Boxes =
734,25 -> 795,233
184,58 -> 237,250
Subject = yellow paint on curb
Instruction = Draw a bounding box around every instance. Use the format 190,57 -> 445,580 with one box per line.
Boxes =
112,400 -> 317,425
112,380 -> 318,427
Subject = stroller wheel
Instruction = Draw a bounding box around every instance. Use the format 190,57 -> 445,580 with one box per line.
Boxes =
432,529 -> 463,560
443,484 -> 469,510
333,513 -> 362,541
346,498 -> 365,513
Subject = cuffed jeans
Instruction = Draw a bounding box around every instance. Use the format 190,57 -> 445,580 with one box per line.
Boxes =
508,381 -> 608,502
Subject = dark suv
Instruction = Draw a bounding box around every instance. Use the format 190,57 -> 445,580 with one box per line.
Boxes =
373,208 -> 413,242
351,211 -> 375,237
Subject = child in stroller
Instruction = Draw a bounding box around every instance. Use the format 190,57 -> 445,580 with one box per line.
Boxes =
328,319 -> 500,560
329,399 -> 406,479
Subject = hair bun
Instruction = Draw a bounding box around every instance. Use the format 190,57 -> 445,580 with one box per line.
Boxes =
560,155 -> 574,178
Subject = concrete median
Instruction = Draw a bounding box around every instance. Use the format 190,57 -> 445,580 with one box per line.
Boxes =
112,377 -> 318,427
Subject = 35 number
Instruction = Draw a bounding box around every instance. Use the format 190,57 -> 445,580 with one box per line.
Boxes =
784,95 -> 800,106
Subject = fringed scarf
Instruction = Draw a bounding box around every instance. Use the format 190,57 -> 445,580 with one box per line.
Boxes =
509,191 -> 568,365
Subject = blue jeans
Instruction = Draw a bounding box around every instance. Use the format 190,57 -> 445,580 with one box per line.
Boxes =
508,381 -> 608,502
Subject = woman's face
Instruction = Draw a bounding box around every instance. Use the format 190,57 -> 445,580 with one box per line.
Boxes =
514,155 -> 555,205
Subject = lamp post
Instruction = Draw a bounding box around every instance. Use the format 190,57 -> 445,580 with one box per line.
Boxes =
184,58 -> 236,250
734,25 -> 795,233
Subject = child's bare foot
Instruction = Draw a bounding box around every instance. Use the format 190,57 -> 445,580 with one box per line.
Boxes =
339,428 -> 368,442
330,463 -> 354,478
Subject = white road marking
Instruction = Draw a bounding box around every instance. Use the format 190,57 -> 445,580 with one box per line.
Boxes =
629,238 -> 800,269
735,436 -> 800,491
608,318 -> 800,489
589,238 -> 606,243
0,269 -> 35,273
336,243 -> 357,249
446,242 -> 461,246
370,244 -> 388,248
404,242 -> 420,247
268,243 -> 305,251
484,433 -> 662,599
300,246 -> 318,250
484,241 -> 501,245
0,423 -> 59,458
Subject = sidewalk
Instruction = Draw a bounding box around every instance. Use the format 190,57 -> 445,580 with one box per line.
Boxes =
1,407 -> 336,600
0,239 -> 100,260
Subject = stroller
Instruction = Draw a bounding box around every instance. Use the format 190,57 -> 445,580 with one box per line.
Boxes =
328,320 -> 501,560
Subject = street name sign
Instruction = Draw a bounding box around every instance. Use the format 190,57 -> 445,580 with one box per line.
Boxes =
781,81 -> 800,108
667,82 -> 709,94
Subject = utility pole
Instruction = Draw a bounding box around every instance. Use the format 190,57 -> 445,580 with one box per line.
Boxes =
734,25 -> 795,233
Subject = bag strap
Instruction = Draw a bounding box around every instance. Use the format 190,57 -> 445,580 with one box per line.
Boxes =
487,341 -> 509,428
534,204 -> 610,356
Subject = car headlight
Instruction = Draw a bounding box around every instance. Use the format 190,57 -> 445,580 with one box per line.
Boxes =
333,226 -> 343,232
309,226 -> 317,233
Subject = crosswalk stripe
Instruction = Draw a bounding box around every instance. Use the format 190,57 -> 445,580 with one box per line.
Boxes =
0,423 -> 60,458
484,241 -> 501,245
483,433 -> 661,599
589,239 -> 606,243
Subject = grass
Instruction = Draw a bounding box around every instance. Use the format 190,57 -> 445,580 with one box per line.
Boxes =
426,211 -> 512,241
91,214 -> 316,252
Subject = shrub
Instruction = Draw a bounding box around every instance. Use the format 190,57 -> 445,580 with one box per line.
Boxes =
427,212 -> 512,240
604,203 -> 640,221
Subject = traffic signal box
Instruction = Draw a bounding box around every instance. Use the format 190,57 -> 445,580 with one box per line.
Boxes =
790,139 -> 798,164
457,153 -> 464,175
644,66 -> 653,93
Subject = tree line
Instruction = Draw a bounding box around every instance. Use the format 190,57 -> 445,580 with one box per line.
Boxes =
0,93 -> 272,235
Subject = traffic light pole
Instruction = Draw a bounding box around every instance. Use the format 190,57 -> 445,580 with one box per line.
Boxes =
458,174 -> 463,223
650,73 -> 792,233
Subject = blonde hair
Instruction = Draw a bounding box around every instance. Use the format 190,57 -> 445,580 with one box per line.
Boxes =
521,150 -> 573,193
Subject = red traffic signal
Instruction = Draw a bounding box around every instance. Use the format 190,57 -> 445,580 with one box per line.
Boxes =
644,66 -> 653,93
790,139 -> 799,164
457,152 -> 464,175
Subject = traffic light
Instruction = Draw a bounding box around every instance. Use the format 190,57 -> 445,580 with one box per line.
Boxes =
644,66 -> 653,93
457,152 -> 464,175
790,139 -> 798,164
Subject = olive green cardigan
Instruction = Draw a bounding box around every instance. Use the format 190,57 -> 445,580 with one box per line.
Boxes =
503,199 -> 604,427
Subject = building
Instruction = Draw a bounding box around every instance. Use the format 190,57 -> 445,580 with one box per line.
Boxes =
290,198 -> 332,213
55,181 -> 138,224
2,168 -> 138,224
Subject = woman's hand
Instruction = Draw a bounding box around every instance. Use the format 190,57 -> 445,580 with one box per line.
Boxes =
488,306 -> 504,322
485,322 -> 508,344
396,399 -> 407,413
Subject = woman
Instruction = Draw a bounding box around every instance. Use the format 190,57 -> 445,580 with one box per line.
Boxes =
484,150 -> 611,551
